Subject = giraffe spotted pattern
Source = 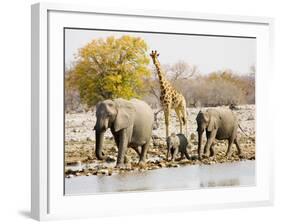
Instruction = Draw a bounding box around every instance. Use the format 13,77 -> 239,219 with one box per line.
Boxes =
150,50 -> 188,138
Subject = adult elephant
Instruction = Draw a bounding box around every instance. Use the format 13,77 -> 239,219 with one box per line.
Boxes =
196,109 -> 243,160
94,98 -> 154,168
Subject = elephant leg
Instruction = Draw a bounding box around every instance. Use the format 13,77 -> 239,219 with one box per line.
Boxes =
175,108 -> 183,134
132,146 -> 141,157
164,107 -> 170,138
203,131 -> 209,155
139,141 -> 150,165
226,139 -> 234,158
234,138 -> 243,158
198,131 -> 204,160
113,133 -> 120,149
203,144 -> 207,155
204,130 -> 217,158
171,147 -> 179,162
180,151 -> 185,161
210,143 -> 215,157
184,149 -> 190,160
166,148 -> 170,161
116,130 -> 128,168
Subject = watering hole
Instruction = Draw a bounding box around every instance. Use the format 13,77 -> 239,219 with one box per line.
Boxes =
64,160 -> 255,195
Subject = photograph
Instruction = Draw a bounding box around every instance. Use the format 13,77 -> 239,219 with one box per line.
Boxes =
64,28 -> 256,195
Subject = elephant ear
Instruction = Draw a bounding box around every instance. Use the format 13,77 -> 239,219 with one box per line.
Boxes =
173,133 -> 180,147
113,99 -> 135,132
168,133 -> 179,148
207,116 -> 217,132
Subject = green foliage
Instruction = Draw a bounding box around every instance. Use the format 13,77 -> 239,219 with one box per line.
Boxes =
67,35 -> 151,107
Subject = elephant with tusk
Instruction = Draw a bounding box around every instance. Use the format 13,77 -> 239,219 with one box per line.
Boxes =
94,98 -> 154,168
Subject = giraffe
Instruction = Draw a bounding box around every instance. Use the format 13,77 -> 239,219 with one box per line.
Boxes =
150,50 -> 188,138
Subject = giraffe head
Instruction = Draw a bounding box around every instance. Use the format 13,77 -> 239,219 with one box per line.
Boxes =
150,50 -> 160,63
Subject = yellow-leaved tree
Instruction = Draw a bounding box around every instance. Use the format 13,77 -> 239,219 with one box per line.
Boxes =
67,35 -> 151,107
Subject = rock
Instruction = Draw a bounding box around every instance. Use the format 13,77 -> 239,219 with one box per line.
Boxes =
133,167 -> 139,171
110,146 -> 118,152
97,169 -> 109,175
87,155 -> 94,160
158,162 -> 166,168
249,155 -> 255,160
119,169 -> 126,173
151,165 -> 159,170
247,115 -> 255,120
86,172 -> 92,176
92,170 -> 98,175
190,133 -> 196,140
169,163 -> 180,168
153,139 -> 161,146
65,169 -> 76,175
190,155 -> 198,160
65,161 -> 78,166
108,169 -> 113,176
149,166 -> 155,170
84,163 -> 91,169
179,159 -> 191,165
105,156 -> 116,163
152,123 -> 159,130
152,134 -> 161,140
66,174 -> 74,178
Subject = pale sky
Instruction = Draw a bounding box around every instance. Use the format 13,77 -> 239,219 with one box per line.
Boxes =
65,28 -> 256,75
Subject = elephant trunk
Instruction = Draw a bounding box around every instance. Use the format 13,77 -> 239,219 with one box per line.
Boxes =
95,131 -> 105,160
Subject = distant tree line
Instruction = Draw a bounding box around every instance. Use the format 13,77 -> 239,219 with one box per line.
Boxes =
144,64 -> 255,109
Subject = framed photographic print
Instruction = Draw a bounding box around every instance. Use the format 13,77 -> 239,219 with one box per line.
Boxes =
31,2 -> 274,221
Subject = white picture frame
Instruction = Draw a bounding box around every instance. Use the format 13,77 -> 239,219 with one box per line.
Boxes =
31,2 -> 274,221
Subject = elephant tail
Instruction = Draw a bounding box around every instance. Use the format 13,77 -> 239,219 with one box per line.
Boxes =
238,124 -> 255,142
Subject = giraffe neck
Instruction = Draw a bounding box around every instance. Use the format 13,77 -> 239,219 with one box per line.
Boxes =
153,58 -> 166,88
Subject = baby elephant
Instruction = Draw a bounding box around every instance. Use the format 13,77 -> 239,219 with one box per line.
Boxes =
166,133 -> 190,162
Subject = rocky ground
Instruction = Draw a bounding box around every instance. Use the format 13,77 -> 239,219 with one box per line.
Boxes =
65,105 -> 255,178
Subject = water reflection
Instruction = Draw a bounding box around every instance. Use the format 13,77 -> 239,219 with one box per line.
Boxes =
65,161 -> 255,195
200,179 -> 240,188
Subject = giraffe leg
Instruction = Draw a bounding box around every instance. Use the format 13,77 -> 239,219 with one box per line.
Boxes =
164,107 -> 170,138
180,106 -> 188,137
175,108 -> 183,134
